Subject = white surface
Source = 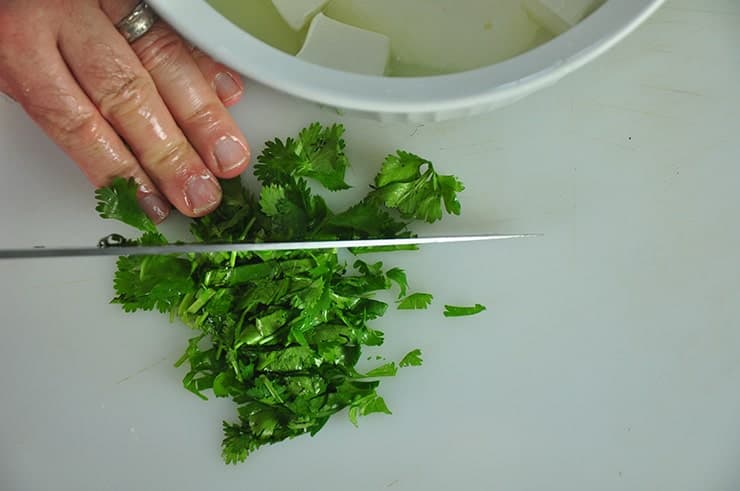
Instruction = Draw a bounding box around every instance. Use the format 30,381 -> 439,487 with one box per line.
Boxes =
2,1 -> 740,489
272,0 -> 329,30
297,13 -> 390,76
524,0 -> 603,34
149,0 -> 664,121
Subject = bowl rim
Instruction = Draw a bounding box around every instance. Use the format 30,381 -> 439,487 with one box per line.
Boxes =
148,0 -> 666,114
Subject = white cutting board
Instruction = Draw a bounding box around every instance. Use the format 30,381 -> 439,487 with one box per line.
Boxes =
2,1 -> 740,489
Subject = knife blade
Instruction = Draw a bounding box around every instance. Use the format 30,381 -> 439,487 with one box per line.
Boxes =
0,233 -> 539,260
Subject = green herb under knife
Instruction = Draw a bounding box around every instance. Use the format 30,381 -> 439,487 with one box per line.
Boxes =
97,123 -> 485,464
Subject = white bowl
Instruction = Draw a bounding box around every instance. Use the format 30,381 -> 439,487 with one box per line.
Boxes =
148,0 -> 665,122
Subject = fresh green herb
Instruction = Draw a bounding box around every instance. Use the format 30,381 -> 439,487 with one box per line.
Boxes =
255,122 -> 350,191
385,267 -> 408,298
399,349 -> 423,367
443,304 -> 487,317
397,292 -> 434,310
98,123 -> 476,464
367,151 -> 465,223
95,178 -> 160,235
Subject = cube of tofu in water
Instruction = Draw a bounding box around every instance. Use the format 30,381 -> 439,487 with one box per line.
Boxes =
297,13 -> 391,76
271,0 -> 329,31
523,0 -> 603,35
325,0 -> 540,75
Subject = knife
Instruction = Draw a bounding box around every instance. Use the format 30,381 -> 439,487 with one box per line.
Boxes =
0,233 -> 539,259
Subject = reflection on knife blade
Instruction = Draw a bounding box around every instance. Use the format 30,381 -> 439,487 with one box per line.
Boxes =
0,233 -> 540,259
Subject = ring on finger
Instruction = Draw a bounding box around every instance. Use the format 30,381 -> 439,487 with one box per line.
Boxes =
116,2 -> 158,43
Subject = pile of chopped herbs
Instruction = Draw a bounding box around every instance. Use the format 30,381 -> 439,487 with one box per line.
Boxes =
96,123 -> 485,464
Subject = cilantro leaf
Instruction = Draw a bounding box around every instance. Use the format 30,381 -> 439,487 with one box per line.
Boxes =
190,178 -> 259,243
259,184 -> 287,217
255,123 -> 350,191
112,255 -> 194,313
364,362 -> 398,378
438,175 -> 463,216
375,150 -> 429,187
295,123 -> 351,191
95,177 -> 158,234
348,394 -> 392,427
222,421 -> 255,464
386,267 -> 408,298
259,184 -> 309,240
320,201 -> 409,239
399,349 -> 423,367
367,151 -> 465,223
443,304 -> 487,317
397,292 -> 434,310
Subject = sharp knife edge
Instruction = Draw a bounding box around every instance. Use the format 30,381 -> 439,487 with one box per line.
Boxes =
0,234 -> 541,259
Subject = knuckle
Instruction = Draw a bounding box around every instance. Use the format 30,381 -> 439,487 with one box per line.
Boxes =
146,139 -> 194,176
182,101 -> 223,133
188,46 -> 209,62
96,73 -> 153,120
29,100 -> 99,149
135,28 -> 188,74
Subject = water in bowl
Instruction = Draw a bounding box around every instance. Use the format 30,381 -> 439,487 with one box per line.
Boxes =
206,0 -> 554,76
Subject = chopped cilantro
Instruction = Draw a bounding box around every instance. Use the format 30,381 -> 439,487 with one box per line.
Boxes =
443,304 -> 487,317
399,349 -> 423,367
397,292 -> 434,310
95,177 -> 160,235
97,123 -> 478,464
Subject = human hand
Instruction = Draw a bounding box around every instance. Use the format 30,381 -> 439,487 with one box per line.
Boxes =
0,0 -> 251,222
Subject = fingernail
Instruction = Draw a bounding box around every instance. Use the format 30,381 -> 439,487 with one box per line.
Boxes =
214,72 -> 241,103
185,175 -> 221,215
139,193 -> 170,224
214,135 -> 249,173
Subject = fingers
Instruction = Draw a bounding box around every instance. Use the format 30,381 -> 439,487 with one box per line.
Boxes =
131,23 -> 251,178
4,33 -> 170,223
189,47 -> 245,107
100,0 -> 245,107
58,9 -> 223,217
3,0 -> 249,222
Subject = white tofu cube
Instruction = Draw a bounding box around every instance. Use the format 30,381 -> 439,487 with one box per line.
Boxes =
297,13 -> 391,76
272,0 -> 330,31
523,0 -> 603,35
326,0 -> 540,74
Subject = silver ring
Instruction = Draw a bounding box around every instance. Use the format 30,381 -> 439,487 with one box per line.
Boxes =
116,2 -> 158,43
